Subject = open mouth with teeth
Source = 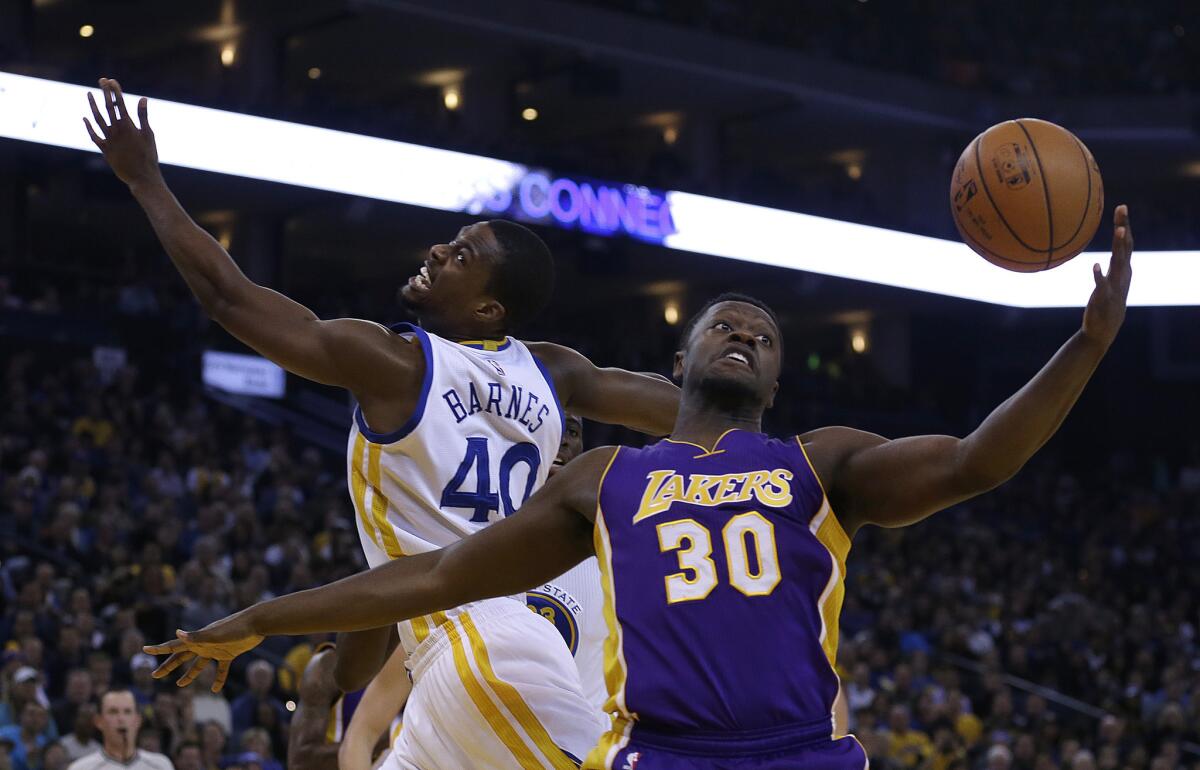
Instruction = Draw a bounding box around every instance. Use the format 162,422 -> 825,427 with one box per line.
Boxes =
721,350 -> 753,369
407,262 -> 435,294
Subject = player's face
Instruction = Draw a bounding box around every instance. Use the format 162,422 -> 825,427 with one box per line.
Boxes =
96,691 -> 140,741
549,415 -> 583,476
675,302 -> 780,408
400,222 -> 503,332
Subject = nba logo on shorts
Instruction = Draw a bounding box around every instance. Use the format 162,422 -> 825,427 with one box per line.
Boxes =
622,752 -> 640,770
487,359 -> 506,377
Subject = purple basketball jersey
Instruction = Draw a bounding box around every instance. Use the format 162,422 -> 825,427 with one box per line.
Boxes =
588,429 -> 852,762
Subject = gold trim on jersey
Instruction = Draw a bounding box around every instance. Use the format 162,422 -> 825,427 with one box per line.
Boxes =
795,436 -> 852,738
460,613 -> 576,770
457,337 -> 511,352
585,715 -> 632,770
662,427 -> 741,458
587,448 -> 634,770
793,436 -> 851,668
446,616 -> 544,767
367,442 -> 405,557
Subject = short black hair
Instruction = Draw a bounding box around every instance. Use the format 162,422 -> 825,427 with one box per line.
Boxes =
678,292 -> 782,351
485,220 -> 555,330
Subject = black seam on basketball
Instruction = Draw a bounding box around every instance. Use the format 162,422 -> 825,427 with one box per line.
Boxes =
1053,135 -> 1092,252
973,125 -> 1046,258
1015,119 -> 1055,269
957,222 -> 1044,268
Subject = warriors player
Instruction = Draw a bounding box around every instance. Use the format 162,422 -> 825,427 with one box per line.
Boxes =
149,204 -> 1132,768
84,78 -> 680,768
528,415 -> 606,711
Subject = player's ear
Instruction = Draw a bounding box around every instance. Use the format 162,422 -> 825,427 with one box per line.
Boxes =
475,298 -> 505,326
672,350 -> 685,381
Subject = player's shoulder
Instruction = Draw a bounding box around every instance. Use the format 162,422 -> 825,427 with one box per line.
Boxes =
797,425 -> 886,453
522,340 -> 583,367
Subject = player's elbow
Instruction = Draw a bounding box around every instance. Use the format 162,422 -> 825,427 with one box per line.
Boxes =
955,439 -> 1024,494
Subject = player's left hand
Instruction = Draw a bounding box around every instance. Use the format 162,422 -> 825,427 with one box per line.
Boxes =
1081,204 -> 1133,347
143,614 -> 265,693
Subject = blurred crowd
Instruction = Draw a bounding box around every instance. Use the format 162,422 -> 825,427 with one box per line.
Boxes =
1,261 -> 1199,770
0,335 -> 365,770
575,1 -> 1199,96
842,454 -> 1200,770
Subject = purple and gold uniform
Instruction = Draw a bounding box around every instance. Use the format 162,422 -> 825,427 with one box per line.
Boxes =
585,429 -> 867,770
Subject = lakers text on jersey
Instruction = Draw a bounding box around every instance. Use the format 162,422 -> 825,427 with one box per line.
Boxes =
585,429 -> 867,770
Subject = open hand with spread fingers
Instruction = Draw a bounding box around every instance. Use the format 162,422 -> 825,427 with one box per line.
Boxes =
1082,204 -> 1134,347
143,613 -> 265,693
83,77 -> 162,188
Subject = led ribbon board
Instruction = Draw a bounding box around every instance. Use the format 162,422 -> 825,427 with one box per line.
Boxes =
1,71 -> 1195,308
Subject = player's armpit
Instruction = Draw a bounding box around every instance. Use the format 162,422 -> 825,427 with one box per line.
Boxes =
802,427 -> 978,534
528,342 -> 679,435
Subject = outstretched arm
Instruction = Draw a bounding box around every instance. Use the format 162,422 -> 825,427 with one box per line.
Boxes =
144,448 -> 614,691
339,646 -> 412,770
83,78 -> 412,395
529,342 -> 679,436
807,206 -> 1134,534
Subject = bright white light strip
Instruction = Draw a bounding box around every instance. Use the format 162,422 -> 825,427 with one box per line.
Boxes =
664,193 -> 1199,308
0,71 -> 527,211
1,71 -> 1195,308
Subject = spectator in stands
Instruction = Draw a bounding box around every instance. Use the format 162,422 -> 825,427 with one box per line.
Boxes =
229,663 -> 283,738
0,702 -> 52,770
171,743 -> 200,770
55,705 -> 98,763
186,671 -> 230,738
198,722 -> 226,770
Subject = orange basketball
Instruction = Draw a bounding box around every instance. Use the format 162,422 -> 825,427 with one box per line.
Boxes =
950,118 -> 1103,272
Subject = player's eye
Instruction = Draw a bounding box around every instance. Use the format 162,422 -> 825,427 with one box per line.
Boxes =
456,252 -> 466,263
758,335 -> 772,347
713,321 -> 731,331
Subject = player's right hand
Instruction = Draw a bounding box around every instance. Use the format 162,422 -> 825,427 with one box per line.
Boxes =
83,77 -> 161,187
143,615 -> 265,693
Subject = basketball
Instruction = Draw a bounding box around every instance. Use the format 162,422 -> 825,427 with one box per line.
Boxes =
950,119 -> 1104,272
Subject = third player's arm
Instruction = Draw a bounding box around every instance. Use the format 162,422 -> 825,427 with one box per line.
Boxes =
338,646 -> 412,770
809,206 -> 1134,534
85,78 -> 410,394
145,448 -> 614,689
528,342 -> 680,435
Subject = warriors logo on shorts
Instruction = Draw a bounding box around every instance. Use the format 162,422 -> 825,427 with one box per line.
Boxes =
526,587 -> 581,655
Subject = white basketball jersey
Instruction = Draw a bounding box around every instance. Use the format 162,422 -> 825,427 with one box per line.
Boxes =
347,324 -> 564,655
527,558 -> 607,712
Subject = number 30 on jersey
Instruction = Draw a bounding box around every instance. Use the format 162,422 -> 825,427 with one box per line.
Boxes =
656,511 -> 781,603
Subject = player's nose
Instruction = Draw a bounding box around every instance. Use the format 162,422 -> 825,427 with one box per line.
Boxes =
728,328 -> 756,348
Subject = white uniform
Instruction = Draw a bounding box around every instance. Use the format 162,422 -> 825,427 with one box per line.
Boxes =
347,324 -> 603,769
528,559 -> 608,712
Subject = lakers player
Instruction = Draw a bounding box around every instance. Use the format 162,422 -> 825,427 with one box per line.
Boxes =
85,78 -> 680,768
287,643 -> 370,770
148,206 -> 1133,768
